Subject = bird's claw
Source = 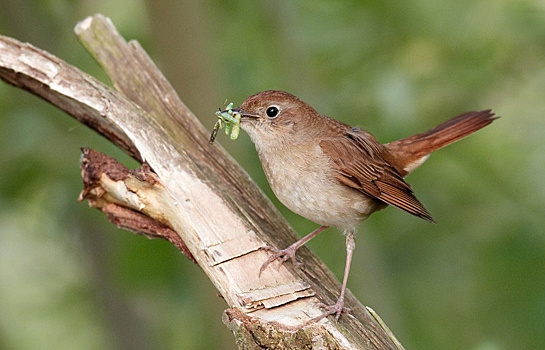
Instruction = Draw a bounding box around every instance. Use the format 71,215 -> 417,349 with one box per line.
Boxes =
258,245 -> 301,277
306,300 -> 351,324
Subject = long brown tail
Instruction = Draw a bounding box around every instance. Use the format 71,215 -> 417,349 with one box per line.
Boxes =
385,110 -> 498,176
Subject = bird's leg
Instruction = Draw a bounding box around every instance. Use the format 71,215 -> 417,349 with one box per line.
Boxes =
259,225 -> 329,276
308,229 -> 355,323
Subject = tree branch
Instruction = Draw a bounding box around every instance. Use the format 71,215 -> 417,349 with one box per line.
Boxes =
78,147 -> 196,262
0,14 -> 402,349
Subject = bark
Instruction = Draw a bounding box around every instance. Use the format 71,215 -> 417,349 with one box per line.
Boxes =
0,14 -> 403,349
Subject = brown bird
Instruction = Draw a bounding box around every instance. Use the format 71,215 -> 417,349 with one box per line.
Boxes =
228,90 -> 497,321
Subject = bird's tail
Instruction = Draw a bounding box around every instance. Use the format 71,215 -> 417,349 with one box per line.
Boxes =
385,110 -> 498,176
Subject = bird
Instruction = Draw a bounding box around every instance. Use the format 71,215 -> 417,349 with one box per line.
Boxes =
227,90 -> 497,321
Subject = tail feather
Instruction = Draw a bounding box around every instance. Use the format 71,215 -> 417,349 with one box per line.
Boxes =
385,110 -> 498,176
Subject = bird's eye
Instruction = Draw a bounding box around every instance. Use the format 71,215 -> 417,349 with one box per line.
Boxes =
266,106 -> 279,118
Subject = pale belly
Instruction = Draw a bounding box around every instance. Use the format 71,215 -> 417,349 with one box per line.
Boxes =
259,146 -> 380,231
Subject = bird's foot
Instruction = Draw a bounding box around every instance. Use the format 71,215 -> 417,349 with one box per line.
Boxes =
258,226 -> 328,277
307,298 -> 351,324
258,244 -> 302,277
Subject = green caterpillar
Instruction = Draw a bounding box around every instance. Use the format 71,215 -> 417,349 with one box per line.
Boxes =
210,102 -> 241,143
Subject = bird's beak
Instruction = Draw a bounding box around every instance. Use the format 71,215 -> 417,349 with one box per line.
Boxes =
228,107 -> 260,120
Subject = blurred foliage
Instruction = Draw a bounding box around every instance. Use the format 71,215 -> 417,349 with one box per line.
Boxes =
1,1 -> 544,349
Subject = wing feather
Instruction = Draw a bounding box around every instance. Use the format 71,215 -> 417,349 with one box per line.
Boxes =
320,130 -> 435,222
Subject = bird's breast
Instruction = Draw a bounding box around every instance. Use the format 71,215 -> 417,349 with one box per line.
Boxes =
257,144 -> 379,231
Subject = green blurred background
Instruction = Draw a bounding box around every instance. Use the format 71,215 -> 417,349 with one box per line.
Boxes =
1,1 -> 544,349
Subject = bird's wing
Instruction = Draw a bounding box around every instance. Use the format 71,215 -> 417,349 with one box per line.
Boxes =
320,130 -> 435,222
